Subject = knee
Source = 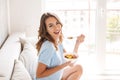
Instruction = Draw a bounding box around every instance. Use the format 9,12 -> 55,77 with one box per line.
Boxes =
75,64 -> 83,75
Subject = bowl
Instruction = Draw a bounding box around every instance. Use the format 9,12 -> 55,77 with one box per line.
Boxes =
64,53 -> 78,63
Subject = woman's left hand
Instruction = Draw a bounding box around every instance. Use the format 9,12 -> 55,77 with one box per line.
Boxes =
76,34 -> 85,44
73,34 -> 85,53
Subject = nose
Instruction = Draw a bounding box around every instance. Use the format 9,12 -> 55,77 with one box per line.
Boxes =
54,25 -> 60,30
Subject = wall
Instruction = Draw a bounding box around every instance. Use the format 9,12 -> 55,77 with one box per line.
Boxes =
9,0 -> 42,36
0,0 -> 9,48
95,0 -> 107,71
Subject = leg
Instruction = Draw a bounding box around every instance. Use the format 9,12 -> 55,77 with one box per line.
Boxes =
62,64 -> 83,80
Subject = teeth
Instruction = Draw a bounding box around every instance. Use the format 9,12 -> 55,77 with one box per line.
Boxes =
54,31 -> 59,34
55,31 -> 59,33
55,32 -> 58,33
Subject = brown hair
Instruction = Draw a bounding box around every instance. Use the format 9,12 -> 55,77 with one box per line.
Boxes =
36,12 -> 63,52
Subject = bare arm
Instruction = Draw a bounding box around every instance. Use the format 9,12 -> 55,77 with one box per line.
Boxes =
36,61 -> 71,78
73,34 -> 85,53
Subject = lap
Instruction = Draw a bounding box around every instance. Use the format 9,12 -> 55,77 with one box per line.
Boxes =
62,64 -> 82,78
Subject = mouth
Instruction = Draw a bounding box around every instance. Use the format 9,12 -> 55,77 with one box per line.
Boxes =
54,31 -> 60,35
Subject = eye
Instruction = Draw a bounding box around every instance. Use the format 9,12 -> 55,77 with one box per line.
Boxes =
48,24 -> 53,28
49,25 -> 52,27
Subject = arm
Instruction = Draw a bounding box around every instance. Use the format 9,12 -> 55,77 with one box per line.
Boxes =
73,34 -> 85,53
36,61 -> 71,78
36,41 -> 73,78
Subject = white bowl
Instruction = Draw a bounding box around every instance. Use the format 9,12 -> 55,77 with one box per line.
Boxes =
64,53 -> 78,63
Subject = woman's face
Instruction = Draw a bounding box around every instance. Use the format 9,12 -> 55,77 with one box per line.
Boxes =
45,17 -> 62,41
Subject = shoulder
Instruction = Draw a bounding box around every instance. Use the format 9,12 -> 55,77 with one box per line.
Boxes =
58,43 -> 64,49
40,40 -> 55,51
38,40 -> 56,57
42,40 -> 54,48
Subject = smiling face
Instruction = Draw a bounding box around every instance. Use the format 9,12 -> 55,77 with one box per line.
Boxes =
45,17 -> 62,42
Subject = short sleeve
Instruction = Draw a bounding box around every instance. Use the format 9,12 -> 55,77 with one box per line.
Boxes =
38,41 -> 55,66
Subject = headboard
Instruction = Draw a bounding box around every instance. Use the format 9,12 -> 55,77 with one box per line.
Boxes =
0,0 -> 9,48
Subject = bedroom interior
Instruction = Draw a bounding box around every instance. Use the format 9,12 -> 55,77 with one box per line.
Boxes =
0,0 -> 120,80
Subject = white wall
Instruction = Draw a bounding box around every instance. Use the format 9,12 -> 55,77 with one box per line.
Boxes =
9,0 -> 42,36
95,0 -> 107,71
0,0 -> 9,48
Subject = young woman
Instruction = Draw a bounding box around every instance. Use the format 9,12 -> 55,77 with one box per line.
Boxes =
36,12 -> 85,80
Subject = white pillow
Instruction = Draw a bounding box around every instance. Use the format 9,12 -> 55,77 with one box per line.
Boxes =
19,36 -> 38,47
11,60 -> 32,80
19,38 -> 38,79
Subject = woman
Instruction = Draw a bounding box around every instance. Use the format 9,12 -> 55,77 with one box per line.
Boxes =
36,12 -> 85,80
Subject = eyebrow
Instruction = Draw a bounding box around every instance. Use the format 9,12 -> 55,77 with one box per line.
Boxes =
48,23 -> 53,26
48,21 -> 57,26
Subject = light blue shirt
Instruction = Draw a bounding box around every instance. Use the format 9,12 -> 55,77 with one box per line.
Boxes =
36,41 -> 66,80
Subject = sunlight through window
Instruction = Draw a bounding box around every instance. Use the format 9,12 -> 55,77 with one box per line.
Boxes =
42,0 -> 97,54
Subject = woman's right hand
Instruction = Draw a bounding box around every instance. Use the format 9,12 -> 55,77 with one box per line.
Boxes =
63,61 -> 74,67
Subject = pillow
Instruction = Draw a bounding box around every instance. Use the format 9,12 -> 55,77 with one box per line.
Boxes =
19,38 -> 38,79
19,37 -> 38,47
11,60 -> 32,80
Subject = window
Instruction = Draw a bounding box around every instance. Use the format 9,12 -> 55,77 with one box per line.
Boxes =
42,0 -> 96,53
106,0 -> 120,53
